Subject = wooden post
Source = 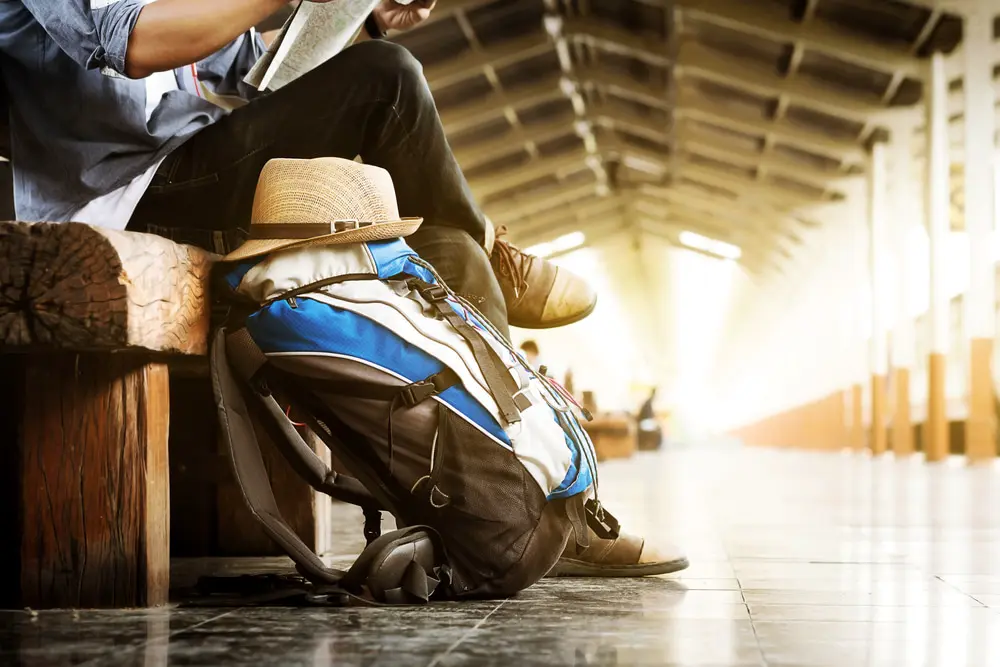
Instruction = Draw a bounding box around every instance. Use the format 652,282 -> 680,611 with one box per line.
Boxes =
1,354 -> 170,608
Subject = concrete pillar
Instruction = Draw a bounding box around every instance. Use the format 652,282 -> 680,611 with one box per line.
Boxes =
962,8 -> 997,463
869,141 -> 890,455
890,114 -> 918,456
848,179 -> 870,451
925,51 -> 951,462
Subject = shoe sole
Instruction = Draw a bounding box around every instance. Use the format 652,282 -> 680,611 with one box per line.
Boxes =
509,298 -> 598,330
547,556 -> 690,578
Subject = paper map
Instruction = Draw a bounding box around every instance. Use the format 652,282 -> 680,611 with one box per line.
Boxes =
245,0 -> 384,91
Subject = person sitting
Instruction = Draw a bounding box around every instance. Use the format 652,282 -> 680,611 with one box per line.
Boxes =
0,0 -> 685,577
0,0 -> 594,332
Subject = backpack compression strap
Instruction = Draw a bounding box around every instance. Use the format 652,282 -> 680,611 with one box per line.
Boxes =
211,329 -> 346,586
406,279 -> 523,425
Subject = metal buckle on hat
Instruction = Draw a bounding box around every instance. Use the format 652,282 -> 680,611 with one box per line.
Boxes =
333,219 -> 359,232
333,219 -> 377,233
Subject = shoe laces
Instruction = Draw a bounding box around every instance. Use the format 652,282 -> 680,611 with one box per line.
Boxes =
492,225 -> 533,299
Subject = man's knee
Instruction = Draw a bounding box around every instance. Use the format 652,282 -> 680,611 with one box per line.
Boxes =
407,226 -> 510,339
347,40 -> 425,84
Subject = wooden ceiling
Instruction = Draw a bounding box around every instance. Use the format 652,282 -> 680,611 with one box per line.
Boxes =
395,0 -> 971,272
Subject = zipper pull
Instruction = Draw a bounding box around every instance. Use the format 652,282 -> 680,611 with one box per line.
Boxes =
287,296 -> 298,309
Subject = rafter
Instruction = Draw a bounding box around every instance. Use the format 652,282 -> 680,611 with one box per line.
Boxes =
453,113 -> 577,169
561,16 -> 672,67
509,195 -> 624,239
676,41 -> 883,124
672,0 -> 921,79
631,194 -> 800,247
677,93 -> 866,165
563,16 -> 886,123
487,182 -> 602,225
427,13 -> 891,130
573,65 -> 671,112
420,0 -> 496,26
638,186 -> 799,233
586,103 -> 845,194
439,75 -> 564,133
424,32 -> 552,92
601,138 -> 829,209
577,65 -> 865,166
677,134 -> 844,194
678,162 -> 829,208
469,148 -> 591,199
643,185 -> 816,230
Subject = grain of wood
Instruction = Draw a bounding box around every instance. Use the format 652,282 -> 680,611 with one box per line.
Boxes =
0,221 -> 215,355
11,353 -> 171,608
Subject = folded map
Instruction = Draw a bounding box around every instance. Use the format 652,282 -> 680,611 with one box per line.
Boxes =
246,0 -> 389,92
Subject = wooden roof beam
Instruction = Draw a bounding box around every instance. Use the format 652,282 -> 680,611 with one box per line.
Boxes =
642,184 -> 816,231
487,183 -> 602,225
575,64 -> 865,166
440,75 -> 564,133
454,113 -> 577,169
676,93 -> 866,164
424,32 -> 552,91
508,196 -> 624,239
469,148 -> 591,198
673,0 -> 920,78
676,41 -> 884,123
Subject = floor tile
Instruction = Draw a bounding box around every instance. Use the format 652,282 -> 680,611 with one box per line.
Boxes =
6,446 -> 1000,666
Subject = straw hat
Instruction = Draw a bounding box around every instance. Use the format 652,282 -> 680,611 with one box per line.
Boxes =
222,157 -> 422,262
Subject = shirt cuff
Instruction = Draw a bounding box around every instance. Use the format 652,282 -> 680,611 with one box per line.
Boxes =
89,0 -> 148,76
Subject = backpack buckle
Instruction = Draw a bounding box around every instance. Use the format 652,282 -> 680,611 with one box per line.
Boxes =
418,283 -> 449,302
400,380 -> 438,407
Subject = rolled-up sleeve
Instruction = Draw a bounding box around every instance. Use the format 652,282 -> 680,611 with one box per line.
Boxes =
21,0 -> 146,75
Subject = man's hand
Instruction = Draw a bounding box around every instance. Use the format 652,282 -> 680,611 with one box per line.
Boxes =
372,0 -> 436,33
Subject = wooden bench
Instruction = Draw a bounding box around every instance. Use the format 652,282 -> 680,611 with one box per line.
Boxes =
584,415 -> 637,462
0,221 -> 212,608
0,220 -> 330,609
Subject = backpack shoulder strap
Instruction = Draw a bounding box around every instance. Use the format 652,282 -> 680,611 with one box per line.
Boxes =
210,329 -> 345,585
223,328 -> 381,508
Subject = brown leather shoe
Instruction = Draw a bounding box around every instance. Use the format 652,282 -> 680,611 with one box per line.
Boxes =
489,228 -> 597,329
548,529 -> 689,578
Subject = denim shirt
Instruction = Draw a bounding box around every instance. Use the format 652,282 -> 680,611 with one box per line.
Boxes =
0,0 -> 265,222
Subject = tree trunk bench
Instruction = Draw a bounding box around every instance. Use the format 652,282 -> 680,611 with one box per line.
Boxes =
0,221 -> 213,608
1,221 -> 337,609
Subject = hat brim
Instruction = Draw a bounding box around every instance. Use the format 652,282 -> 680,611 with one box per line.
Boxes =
221,217 -> 423,263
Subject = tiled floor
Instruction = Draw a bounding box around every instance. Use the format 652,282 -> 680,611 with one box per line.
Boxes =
4,444 -> 1000,666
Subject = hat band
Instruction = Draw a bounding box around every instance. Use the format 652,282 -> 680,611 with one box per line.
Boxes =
249,220 -> 375,240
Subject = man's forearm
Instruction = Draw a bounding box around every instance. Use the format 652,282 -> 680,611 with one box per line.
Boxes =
126,0 -> 289,78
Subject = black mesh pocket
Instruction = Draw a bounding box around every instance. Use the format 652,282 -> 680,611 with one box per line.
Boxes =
421,404 -> 546,586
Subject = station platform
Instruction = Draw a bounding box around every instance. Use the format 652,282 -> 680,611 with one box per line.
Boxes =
3,445 -> 998,667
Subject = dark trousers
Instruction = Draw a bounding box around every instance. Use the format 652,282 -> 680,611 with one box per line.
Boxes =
127,40 -> 508,339
0,162 -> 12,221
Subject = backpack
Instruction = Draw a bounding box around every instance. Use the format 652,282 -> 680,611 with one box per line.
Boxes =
210,237 -> 618,605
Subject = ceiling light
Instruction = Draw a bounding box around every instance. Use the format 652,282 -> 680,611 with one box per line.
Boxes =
525,231 -> 586,258
678,230 -> 742,260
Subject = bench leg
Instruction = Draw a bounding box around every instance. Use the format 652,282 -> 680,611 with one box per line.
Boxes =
0,353 -> 169,609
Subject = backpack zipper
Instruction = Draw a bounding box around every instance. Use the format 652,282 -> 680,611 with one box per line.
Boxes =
265,273 -> 375,307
